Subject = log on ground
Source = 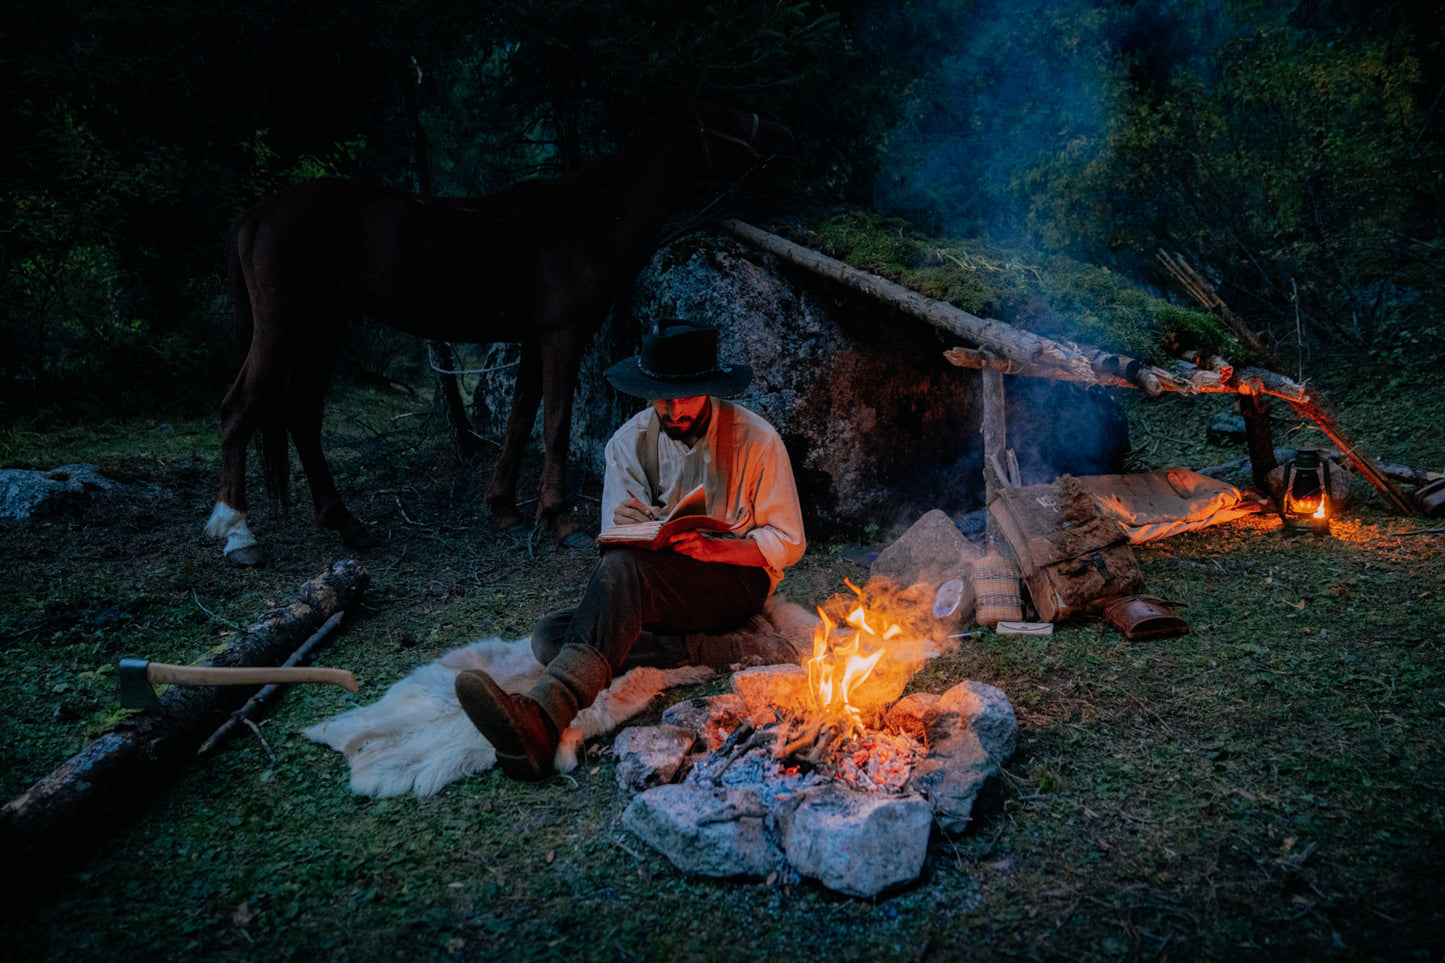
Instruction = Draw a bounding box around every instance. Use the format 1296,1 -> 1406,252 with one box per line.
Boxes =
0,559 -> 369,878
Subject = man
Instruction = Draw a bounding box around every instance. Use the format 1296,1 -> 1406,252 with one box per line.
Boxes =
455,319 -> 806,780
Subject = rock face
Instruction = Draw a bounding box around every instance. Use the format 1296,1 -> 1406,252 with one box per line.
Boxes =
617,674 -> 1018,898
471,231 -> 1129,537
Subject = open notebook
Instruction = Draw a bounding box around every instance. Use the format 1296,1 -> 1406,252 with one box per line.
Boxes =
595,484 -> 731,550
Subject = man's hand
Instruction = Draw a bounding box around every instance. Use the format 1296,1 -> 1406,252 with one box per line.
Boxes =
667,530 -> 768,567
614,497 -> 660,526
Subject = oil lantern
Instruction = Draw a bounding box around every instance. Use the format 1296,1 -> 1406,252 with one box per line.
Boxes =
1280,448 -> 1332,535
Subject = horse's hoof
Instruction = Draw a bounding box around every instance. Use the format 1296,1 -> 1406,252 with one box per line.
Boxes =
505,523 -> 532,544
561,531 -> 595,551
225,545 -> 266,567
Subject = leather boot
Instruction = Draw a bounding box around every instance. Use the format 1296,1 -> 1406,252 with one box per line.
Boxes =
455,643 -> 612,781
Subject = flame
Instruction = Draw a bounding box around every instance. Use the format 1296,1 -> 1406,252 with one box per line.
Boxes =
806,579 -> 905,731
1284,490 -> 1329,521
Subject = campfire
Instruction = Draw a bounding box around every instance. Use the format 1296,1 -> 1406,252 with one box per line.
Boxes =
615,583 -> 1016,898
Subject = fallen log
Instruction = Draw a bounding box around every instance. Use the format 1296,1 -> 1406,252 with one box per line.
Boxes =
1202,451 -> 1442,489
0,559 -> 369,879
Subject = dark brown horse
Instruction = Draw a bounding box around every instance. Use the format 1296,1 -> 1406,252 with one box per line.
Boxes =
205,105 -> 794,564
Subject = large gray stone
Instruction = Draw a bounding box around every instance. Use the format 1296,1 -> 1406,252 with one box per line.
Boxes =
621,784 -> 785,878
0,464 -> 158,520
905,725 -> 996,834
613,725 -> 697,797
775,784 -> 933,898
468,232 -> 1129,537
937,680 -> 1017,762
868,509 -> 978,592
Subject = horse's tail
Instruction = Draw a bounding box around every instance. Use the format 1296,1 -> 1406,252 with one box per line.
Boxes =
229,208 -> 291,516
258,406 -> 290,518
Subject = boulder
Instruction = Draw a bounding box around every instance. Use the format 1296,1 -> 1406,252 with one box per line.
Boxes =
774,784 -> 933,898
0,464 -> 162,521
621,784 -> 785,878
470,232 -> 1129,537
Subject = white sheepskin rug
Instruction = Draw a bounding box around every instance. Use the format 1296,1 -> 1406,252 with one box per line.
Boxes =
304,599 -> 818,797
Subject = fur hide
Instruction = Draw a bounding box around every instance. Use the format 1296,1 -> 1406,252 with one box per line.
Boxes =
304,599 -> 818,797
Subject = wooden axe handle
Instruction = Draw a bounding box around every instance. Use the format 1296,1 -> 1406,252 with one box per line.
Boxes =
145,663 -> 358,692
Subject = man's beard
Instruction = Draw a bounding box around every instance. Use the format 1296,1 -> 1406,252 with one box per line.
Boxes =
660,421 -> 696,441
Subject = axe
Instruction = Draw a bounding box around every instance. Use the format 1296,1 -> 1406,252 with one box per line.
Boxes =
117,658 -> 357,710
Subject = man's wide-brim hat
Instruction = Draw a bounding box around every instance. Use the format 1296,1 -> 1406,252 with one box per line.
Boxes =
604,319 -> 752,399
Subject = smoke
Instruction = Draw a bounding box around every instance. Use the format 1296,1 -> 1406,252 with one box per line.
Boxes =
860,0 -> 1203,248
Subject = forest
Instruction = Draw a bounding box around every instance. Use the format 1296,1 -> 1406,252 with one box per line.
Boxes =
1,1 -> 1442,960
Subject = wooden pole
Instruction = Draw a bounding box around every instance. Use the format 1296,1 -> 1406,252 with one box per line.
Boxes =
981,368 -> 1009,542
1239,392 -> 1278,492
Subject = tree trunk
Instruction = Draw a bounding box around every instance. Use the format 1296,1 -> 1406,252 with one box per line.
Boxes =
403,56 -> 476,460
0,560 -> 369,878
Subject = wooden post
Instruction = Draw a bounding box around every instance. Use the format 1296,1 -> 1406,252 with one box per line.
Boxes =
1238,390 -> 1278,492
981,369 -> 1009,542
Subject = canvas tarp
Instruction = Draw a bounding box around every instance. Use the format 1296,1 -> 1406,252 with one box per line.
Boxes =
1073,469 -> 1268,543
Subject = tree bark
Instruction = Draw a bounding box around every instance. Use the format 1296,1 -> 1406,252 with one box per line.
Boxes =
0,560 -> 369,878
981,368 -> 1009,543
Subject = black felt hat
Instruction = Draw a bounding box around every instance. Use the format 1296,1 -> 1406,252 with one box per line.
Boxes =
604,319 -> 752,399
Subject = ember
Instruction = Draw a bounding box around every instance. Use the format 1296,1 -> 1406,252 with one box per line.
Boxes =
832,730 -> 919,794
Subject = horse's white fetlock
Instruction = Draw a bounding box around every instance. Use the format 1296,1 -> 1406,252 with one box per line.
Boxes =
204,502 -> 260,556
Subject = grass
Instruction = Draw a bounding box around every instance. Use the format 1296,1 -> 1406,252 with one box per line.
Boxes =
0,353 -> 1442,962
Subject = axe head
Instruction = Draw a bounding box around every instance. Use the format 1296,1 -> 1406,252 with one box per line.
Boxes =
117,658 -> 161,710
